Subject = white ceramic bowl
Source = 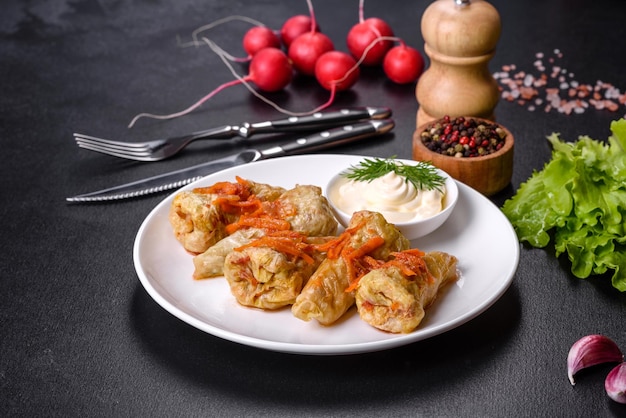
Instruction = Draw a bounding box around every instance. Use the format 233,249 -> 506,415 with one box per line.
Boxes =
325,165 -> 459,241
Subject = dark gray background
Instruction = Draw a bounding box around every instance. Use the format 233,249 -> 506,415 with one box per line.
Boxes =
2,0 -> 626,416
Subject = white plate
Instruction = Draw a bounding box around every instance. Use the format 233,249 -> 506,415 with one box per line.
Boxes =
134,154 -> 519,355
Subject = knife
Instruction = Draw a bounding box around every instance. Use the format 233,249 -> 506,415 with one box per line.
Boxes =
224,106 -> 392,137
128,106 -> 392,141
67,118 -> 394,203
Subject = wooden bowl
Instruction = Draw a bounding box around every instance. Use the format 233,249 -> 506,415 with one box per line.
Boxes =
412,117 -> 514,196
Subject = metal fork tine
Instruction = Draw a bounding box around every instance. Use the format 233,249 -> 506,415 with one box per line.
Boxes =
74,138 -> 154,156
75,137 -> 152,154
76,142 -> 157,161
77,143 -> 154,157
73,133 -> 152,150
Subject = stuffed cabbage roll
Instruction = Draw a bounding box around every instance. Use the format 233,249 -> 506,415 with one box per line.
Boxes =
169,191 -> 235,254
280,185 -> 338,237
193,184 -> 338,279
223,235 -> 329,309
226,184 -> 338,237
291,211 -> 410,325
169,179 -> 285,254
355,250 -> 458,333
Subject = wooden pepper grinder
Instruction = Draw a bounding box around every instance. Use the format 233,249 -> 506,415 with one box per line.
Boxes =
415,0 -> 501,128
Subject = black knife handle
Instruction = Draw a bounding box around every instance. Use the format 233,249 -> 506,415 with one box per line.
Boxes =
246,107 -> 392,135
260,119 -> 394,157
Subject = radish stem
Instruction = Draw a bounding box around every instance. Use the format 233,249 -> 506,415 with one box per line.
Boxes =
358,0 -> 365,23
177,15 -> 269,63
338,35 -> 401,85
128,77 -> 244,128
306,0 -> 317,33
190,15 -> 266,45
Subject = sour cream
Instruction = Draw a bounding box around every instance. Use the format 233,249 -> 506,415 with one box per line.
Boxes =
329,171 -> 446,223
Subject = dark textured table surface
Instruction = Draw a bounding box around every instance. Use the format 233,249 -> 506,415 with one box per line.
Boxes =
2,0 -> 626,416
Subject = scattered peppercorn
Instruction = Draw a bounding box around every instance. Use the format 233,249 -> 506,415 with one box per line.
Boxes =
420,116 -> 507,158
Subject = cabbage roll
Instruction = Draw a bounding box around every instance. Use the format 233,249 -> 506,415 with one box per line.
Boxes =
355,251 -> 458,333
226,184 -> 338,237
169,191 -> 235,254
280,185 -> 338,237
193,184 -> 338,279
291,211 -> 410,325
223,235 -> 329,309
169,179 -> 285,254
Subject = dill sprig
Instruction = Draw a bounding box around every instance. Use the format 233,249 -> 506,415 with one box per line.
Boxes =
342,157 -> 445,192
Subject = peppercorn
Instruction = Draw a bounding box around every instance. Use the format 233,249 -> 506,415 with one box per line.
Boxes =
420,116 -> 507,157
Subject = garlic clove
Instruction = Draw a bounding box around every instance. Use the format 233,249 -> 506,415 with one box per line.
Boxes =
605,362 -> 626,404
567,334 -> 624,385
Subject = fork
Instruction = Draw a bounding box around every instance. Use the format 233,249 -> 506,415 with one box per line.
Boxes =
74,107 -> 391,161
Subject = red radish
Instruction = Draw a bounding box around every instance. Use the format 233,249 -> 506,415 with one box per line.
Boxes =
242,26 -> 281,58
128,46 -> 292,127
286,0 -> 333,76
347,0 -> 394,66
248,47 -> 293,92
315,51 -> 360,92
383,43 -> 424,84
347,17 -> 394,66
288,32 -> 334,76
280,15 -> 319,48
274,51 -> 359,116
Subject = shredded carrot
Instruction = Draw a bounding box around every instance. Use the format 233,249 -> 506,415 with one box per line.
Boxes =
263,230 -> 304,238
261,200 -> 297,219
234,176 -> 250,185
396,248 -> 425,257
388,250 -> 429,278
378,249 -> 433,283
343,246 -> 432,293
362,255 -> 384,270
213,195 -> 263,215
313,220 -> 365,259
222,195 -> 299,234
225,216 -> 291,234
193,177 -> 265,216
235,231 -> 317,264
383,260 -> 419,277
327,234 -> 351,259
345,236 -> 385,260
193,183 -> 236,196
195,176 -> 251,196
343,236 -> 386,292
344,257 -> 372,292
269,238 -> 315,264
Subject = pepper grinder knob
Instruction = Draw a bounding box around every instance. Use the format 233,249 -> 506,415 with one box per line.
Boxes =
415,0 -> 501,128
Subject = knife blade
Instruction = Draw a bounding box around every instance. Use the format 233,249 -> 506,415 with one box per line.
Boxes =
67,118 -> 394,203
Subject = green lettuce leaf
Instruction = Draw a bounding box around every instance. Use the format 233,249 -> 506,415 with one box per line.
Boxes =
502,119 -> 626,292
